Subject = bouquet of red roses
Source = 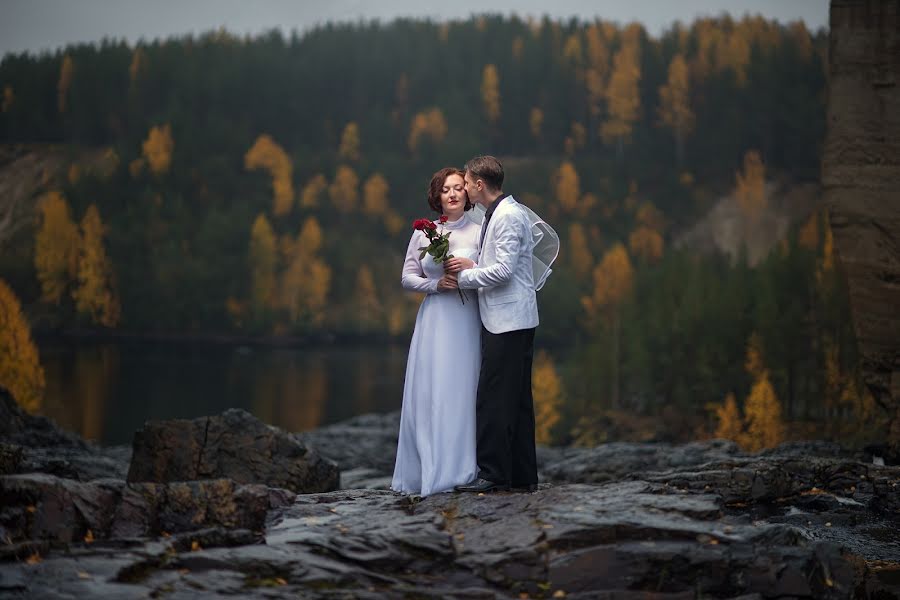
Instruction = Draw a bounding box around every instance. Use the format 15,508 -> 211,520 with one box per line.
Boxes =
413,215 -> 466,304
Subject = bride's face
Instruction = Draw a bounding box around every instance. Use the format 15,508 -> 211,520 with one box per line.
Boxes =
440,173 -> 467,220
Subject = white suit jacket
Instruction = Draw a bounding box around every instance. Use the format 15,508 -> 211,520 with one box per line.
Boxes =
458,196 -> 539,334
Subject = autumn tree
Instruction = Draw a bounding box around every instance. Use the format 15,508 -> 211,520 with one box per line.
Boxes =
628,226 -> 663,263
280,217 -> 331,327
658,54 -> 694,165
249,214 -> 277,319
585,23 -> 610,124
128,47 -> 146,87
245,134 -> 294,216
533,350 -> 563,444
481,64 -> 501,124
338,122 -> 361,161
554,161 -> 580,213
741,370 -> 785,451
34,191 -> 79,305
600,44 -> 641,157
0,279 -> 45,413
142,124 -> 174,176
408,107 -> 448,152
300,174 -> 327,208
58,55 -> 73,113
73,204 -> 120,327
568,223 -> 593,280
734,150 -> 766,223
354,265 -> 383,331
582,244 -> 634,408
329,165 -> 359,213
363,173 -> 389,216
714,393 -> 743,441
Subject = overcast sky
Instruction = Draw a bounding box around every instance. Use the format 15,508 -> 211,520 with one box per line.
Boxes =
1,0 -> 829,57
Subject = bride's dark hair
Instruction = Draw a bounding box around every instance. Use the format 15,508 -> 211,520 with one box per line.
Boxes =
427,167 -> 471,213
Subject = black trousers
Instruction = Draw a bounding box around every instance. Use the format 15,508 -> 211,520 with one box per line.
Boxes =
475,325 -> 538,487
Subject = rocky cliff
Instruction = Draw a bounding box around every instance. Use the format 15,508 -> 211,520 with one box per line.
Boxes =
823,0 -> 900,449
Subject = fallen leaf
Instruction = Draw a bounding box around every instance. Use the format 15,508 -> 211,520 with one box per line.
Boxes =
83,529 -> 94,544
25,552 -> 41,565
191,540 -> 201,551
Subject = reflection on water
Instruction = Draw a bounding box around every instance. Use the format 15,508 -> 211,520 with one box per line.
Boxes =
38,339 -> 410,446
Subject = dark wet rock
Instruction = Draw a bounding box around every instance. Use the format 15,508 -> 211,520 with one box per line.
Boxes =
0,388 -> 129,481
0,473 -> 295,550
127,408 -> 339,494
293,410 -> 401,473
4,482 -> 898,599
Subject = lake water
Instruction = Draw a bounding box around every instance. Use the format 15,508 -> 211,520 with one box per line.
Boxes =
37,339 -> 410,446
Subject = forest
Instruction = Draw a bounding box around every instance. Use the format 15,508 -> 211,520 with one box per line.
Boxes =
1,14 -> 879,447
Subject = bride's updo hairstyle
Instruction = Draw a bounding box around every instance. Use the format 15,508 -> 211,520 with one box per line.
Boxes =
427,167 -> 472,213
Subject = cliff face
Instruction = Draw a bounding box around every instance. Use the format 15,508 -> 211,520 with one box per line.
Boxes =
823,1 -> 900,445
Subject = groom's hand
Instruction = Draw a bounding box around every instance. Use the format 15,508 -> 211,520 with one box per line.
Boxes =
437,274 -> 458,291
444,257 -> 475,273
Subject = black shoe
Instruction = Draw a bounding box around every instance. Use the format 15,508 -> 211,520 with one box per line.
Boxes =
454,478 -> 509,493
511,483 -> 538,493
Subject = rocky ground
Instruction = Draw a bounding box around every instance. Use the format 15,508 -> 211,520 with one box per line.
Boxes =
1,391 -> 899,599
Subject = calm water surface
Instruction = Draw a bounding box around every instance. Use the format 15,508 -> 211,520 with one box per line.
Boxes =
38,339 -> 410,446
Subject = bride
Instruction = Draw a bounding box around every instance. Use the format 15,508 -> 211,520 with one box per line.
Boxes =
391,167 -> 481,496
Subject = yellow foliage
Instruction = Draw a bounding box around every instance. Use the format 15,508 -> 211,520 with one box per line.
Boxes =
734,150 -> 766,222
554,161 -> 580,213
533,350 -> 563,444
744,332 -> 766,379
628,226 -> 664,262
529,107 -> 543,139
142,124 -> 174,176
798,212 -> 819,251
600,46 -> 641,146
58,55 -> 74,113
817,214 -> 835,287
563,34 -> 583,64
128,158 -> 145,178
741,370 -> 785,452
329,165 -> 359,213
481,64 -> 501,124
72,205 -> 120,327
245,134 -> 294,216
570,122 -> 586,149
363,173 -> 390,216
384,210 -> 405,236
658,54 -> 694,139
585,24 -> 609,113
582,243 -> 633,321
338,122 -> 361,162
408,107 -> 448,152
512,36 -> 525,61
300,174 -> 327,208
34,192 -> 79,305
280,222 -> 331,328
0,279 -> 45,413
636,202 -> 665,232
249,214 -> 277,314
714,393 -> 743,441
568,223 -> 593,280
67,164 -> 81,186
2,85 -> 13,112
297,216 -> 323,255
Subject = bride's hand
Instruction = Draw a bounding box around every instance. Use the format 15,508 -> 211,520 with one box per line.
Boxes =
444,257 -> 474,273
437,274 -> 458,291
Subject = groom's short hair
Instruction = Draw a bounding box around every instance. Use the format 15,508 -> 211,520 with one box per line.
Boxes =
465,155 -> 504,192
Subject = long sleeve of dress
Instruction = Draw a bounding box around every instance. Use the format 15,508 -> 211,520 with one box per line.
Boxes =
401,231 -> 440,294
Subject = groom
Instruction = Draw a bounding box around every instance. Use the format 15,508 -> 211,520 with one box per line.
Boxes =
444,155 -> 539,493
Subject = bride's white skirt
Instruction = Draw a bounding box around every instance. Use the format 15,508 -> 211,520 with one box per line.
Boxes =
391,289 -> 480,496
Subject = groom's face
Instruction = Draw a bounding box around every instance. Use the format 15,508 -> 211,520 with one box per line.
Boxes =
464,171 -> 486,206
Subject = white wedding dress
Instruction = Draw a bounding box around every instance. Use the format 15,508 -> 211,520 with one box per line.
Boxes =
391,213 -> 481,496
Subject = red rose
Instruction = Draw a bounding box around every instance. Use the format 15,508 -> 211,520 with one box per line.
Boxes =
439,215 -> 449,224
412,218 -> 430,231
425,220 -> 437,230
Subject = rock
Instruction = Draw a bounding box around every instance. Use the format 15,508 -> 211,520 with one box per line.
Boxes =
822,0 -> 900,452
127,408 -> 339,494
0,473 -> 295,551
0,387 -> 129,481
293,410 -> 401,473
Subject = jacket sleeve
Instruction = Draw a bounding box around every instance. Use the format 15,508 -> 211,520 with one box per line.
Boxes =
401,231 -> 440,294
458,211 -> 524,290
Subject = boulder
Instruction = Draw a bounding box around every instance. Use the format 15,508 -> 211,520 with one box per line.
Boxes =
127,408 -> 339,494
